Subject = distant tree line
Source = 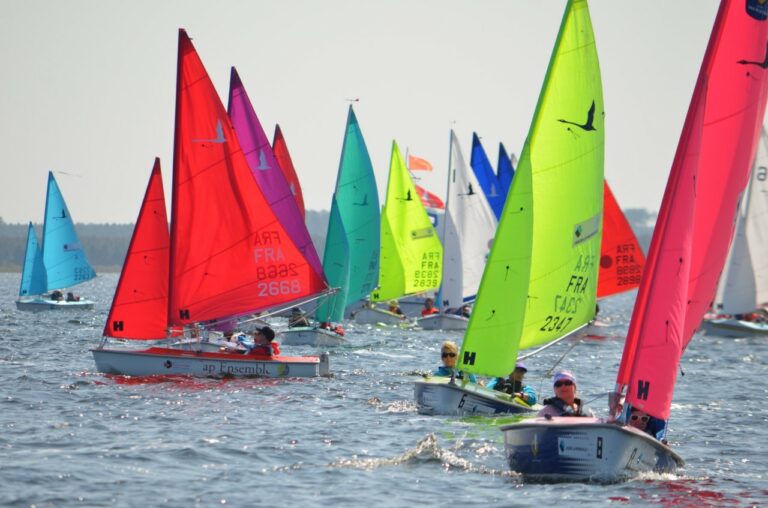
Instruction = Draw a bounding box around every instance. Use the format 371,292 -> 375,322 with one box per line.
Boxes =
0,208 -> 655,272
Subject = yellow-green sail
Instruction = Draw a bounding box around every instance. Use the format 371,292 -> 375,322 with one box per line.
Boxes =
372,141 -> 443,302
459,0 -> 604,377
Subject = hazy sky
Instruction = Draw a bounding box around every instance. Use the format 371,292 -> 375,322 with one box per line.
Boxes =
0,0 -> 722,224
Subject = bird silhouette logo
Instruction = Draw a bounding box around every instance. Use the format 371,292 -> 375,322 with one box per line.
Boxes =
353,194 -> 369,206
192,120 -> 227,144
460,183 -> 476,196
558,100 -> 597,132
256,149 -> 271,170
737,42 -> 768,69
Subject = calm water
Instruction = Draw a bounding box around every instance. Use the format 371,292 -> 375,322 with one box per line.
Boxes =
0,273 -> 766,507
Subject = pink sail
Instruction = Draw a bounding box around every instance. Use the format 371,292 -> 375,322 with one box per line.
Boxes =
227,67 -> 323,275
169,30 -> 327,327
618,0 -> 768,420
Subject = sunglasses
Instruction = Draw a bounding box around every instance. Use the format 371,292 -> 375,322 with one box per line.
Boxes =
554,380 -> 574,387
441,352 -> 457,358
631,414 -> 650,422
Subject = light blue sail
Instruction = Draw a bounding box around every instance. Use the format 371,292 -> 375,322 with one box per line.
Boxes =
42,172 -> 96,290
470,132 -> 505,220
316,106 -> 380,322
18,222 -> 47,296
497,142 -> 515,199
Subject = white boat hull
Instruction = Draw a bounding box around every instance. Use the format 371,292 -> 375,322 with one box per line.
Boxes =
417,313 -> 468,330
280,327 -> 347,346
353,307 -> 408,326
15,298 -> 95,312
500,417 -> 684,482
414,377 -> 538,416
91,347 -> 329,378
701,318 -> 768,337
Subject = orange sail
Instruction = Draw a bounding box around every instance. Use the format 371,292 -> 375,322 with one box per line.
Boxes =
597,181 -> 645,298
168,30 -> 327,326
272,124 -> 305,218
104,159 -> 170,339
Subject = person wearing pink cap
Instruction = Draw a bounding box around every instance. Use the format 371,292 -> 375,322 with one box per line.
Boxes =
537,370 -> 594,418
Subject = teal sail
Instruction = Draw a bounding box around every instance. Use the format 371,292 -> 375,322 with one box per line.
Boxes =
18,222 -> 47,296
42,172 -> 96,291
316,106 -> 380,322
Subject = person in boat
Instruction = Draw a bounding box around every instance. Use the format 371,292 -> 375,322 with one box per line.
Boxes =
319,321 -> 346,336
65,292 -> 80,302
432,340 -> 477,383
388,299 -> 405,316
421,297 -> 440,317
538,370 -> 594,417
288,307 -> 311,328
50,290 -> 64,301
244,326 -> 280,356
486,361 -> 537,405
625,405 -> 668,444
445,303 -> 471,318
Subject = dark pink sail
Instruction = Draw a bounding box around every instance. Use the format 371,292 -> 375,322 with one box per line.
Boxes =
227,67 -> 322,275
169,30 -> 327,327
618,0 -> 768,420
272,124 -> 306,218
104,159 -> 170,339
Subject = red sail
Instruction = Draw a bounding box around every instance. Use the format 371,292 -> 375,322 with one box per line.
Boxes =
597,181 -> 645,298
169,30 -> 327,326
272,124 -> 306,218
104,159 -> 171,339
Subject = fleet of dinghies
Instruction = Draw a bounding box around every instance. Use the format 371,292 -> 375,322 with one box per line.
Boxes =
14,0 -> 768,484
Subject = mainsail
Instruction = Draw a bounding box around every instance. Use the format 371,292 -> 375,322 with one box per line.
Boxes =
470,132 -> 505,220
459,0 -> 604,377
272,124 -> 306,218
168,30 -> 327,327
713,128 -> 768,313
104,159 -> 170,339
439,130 -> 497,309
372,141 -> 442,302
227,67 -> 323,275
617,0 -> 768,420
42,172 -> 96,291
597,181 -> 646,299
316,106 -> 380,322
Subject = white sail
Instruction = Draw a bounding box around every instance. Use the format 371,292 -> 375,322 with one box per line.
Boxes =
715,128 -> 768,314
439,131 -> 498,309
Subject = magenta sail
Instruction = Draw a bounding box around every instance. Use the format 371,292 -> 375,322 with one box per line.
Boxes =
618,0 -> 768,420
227,67 -> 323,275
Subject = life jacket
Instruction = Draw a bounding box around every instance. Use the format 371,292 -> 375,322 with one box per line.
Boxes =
333,325 -> 345,336
542,396 -> 589,416
493,378 -> 522,395
421,307 -> 439,316
249,342 -> 280,357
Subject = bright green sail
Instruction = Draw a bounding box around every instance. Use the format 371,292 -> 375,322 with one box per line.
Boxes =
316,106 -> 380,322
459,0 -> 604,377
372,141 -> 442,302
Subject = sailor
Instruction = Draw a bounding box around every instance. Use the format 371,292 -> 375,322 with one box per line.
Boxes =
432,340 -> 476,383
538,370 -> 594,417
388,299 -> 405,316
420,297 -> 440,317
288,307 -> 311,328
242,326 -> 280,356
486,361 -> 537,405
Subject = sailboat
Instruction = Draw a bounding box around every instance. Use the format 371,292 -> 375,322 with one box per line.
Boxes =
417,130 -> 497,331
353,141 -> 443,325
415,0 -> 604,416
703,128 -> 768,337
501,0 -> 768,482
597,181 -> 645,299
283,105 -> 382,346
272,124 -> 306,218
470,133 -> 506,220
91,31 -> 331,378
496,142 -> 515,200
16,172 -> 96,312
